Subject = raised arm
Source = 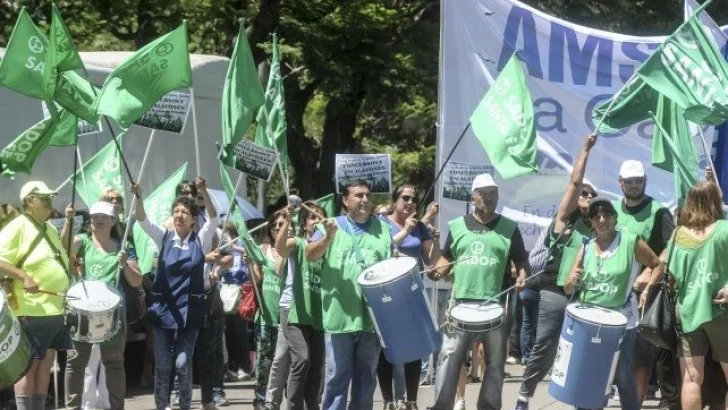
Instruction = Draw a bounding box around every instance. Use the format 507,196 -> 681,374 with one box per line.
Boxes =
305,219 -> 338,261
275,206 -> 298,258
554,135 -> 596,233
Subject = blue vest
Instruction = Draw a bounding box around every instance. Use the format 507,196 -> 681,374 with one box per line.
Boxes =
145,230 -> 206,329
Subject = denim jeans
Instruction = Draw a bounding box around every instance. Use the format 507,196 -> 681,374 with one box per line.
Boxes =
322,332 -> 381,410
198,315 -> 224,405
519,289 -> 539,364
153,327 -> 199,410
421,288 -> 451,376
432,314 -> 509,410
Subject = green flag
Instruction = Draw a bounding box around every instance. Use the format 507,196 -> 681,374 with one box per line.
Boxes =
470,53 -> 537,180
93,23 -> 192,129
651,96 -> 699,204
63,136 -> 124,207
637,0 -> 728,125
132,163 -> 188,273
592,78 -> 660,132
43,4 -> 84,102
219,162 -> 249,236
220,24 -> 265,166
0,110 -> 76,178
240,231 -> 268,268
0,8 -> 99,123
254,34 -> 288,174
48,108 -> 78,146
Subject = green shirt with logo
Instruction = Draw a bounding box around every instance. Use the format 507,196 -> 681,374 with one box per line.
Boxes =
556,218 -> 592,286
319,216 -> 391,333
613,198 -> 665,242
448,216 -> 517,301
582,231 -> 638,309
255,247 -> 285,327
288,238 -> 323,330
669,221 -> 728,333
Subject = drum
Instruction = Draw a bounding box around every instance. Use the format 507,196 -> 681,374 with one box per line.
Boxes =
66,281 -> 122,343
358,257 -> 442,364
549,303 -> 628,409
448,301 -> 504,333
0,290 -> 32,389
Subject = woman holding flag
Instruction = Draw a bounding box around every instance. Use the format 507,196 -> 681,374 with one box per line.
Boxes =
130,177 -> 218,410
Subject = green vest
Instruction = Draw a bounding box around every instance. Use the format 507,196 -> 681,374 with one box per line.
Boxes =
670,221 -> 728,333
582,231 -> 638,309
448,216 -> 517,301
613,198 -> 665,242
255,247 -> 286,327
319,217 -> 392,333
557,218 -> 592,286
287,238 -> 323,330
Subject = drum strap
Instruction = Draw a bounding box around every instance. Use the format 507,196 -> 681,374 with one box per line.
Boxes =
24,215 -> 73,282
345,218 -> 366,268
14,230 -> 45,270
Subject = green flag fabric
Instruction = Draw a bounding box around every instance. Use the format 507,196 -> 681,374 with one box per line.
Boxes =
254,34 -> 288,174
48,108 -> 78,146
219,162 -> 249,236
220,24 -> 265,167
0,110 -> 76,178
651,96 -> 699,204
43,4 -> 84,102
93,23 -> 192,129
65,136 -> 124,207
470,53 -> 538,180
132,163 -> 188,273
637,0 -> 728,126
592,78 -> 660,133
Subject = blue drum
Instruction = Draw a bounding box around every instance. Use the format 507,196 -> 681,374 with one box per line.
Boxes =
358,257 -> 442,364
549,303 -> 627,409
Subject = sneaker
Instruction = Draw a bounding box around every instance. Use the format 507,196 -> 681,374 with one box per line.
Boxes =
225,370 -> 238,381
213,390 -> 229,407
384,402 -> 396,410
514,400 -> 529,410
171,395 -> 180,410
506,356 -> 518,365
454,400 -> 465,410
395,401 -> 407,410
238,369 -> 253,381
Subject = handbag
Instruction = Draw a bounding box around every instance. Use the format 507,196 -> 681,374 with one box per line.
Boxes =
220,283 -> 242,314
237,282 -> 257,321
637,230 -> 678,350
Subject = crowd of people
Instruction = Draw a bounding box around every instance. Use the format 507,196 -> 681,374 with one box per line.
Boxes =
0,136 -> 728,410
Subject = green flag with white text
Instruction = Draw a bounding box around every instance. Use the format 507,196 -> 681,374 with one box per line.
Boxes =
43,4 -> 84,103
255,34 -> 288,174
65,136 -> 124,207
220,24 -> 265,167
1,110 -> 77,178
470,53 -> 537,180
93,23 -> 192,129
132,163 -> 188,273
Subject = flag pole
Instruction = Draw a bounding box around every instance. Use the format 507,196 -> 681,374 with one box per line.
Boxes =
190,87 -> 202,177
592,77 -> 636,134
221,171 -> 245,232
418,122 -> 472,215
120,130 -> 157,254
697,127 -> 721,188
76,147 -> 89,204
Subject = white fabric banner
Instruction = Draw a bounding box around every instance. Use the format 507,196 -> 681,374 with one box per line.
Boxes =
437,0 -> 722,247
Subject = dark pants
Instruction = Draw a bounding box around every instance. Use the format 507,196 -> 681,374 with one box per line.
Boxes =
198,314 -> 225,405
519,289 -> 539,364
225,315 -> 251,373
377,352 -> 422,402
519,290 -> 568,398
280,308 -> 325,410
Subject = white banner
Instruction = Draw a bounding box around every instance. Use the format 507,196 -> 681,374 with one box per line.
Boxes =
231,139 -> 279,182
438,0 -> 721,247
133,91 -> 191,134
335,154 -> 392,194
442,161 -> 494,202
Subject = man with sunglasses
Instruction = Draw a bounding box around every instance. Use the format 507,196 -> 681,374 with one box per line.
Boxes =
0,181 -> 74,410
514,134 -> 596,410
428,173 -> 529,410
613,160 -> 679,410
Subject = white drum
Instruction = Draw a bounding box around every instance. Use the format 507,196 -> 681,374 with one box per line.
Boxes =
66,281 -> 122,343
448,301 -> 505,333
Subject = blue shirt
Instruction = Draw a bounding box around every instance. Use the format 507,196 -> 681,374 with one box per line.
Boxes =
381,217 -> 432,267
310,215 -> 374,241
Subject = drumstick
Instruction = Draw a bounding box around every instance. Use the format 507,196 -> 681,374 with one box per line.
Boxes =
417,258 -> 461,276
32,289 -> 81,300
480,270 -> 545,306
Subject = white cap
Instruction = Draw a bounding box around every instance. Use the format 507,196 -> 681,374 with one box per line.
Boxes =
471,173 -> 498,192
89,202 -> 116,217
19,181 -> 58,201
619,160 -> 645,179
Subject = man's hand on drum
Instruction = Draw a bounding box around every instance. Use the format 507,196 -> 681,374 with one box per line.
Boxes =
22,274 -> 38,293
118,250 -> 128,270
713,286 -> 728,305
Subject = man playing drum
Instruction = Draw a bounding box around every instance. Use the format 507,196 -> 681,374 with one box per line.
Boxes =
613,160 -> 680,409
427,173 -> 529,410
306,180 -> 392,410
0,181 -> 74,410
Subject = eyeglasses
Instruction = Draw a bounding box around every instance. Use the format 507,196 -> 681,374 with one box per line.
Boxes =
400,195 -> 418,203
580,190 -> 597,199
29,195 -> 53,203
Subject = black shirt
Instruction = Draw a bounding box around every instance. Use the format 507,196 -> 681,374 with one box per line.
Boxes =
539,211 -> 587,293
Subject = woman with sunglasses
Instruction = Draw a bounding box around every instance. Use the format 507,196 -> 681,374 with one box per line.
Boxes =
376,184 -> 440,410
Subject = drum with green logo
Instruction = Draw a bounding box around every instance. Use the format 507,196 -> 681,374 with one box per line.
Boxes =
0,291 -> 32,389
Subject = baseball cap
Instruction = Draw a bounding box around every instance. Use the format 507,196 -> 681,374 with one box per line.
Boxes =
89,202 -> 116,217
19,181 -> 58,201
471,173 -> 498,192
619,160 -> 645,179
587,197 -> 616,217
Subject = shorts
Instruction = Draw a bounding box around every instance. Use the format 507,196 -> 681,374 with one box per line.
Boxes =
19,315 -> 72,360
633,332 -> 658,369
679,312 -> 728,363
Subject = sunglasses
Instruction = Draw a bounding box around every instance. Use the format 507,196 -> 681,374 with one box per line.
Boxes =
580,190 -> 597,199
400,195 -> 418,203
622,178 -> 645,185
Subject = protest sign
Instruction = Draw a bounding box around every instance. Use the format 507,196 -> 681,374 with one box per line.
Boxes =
133,91 -> 191,133
334,154 -> 391,194
230,138 -> 278,182
42,101 -> 101,136
441,161 -> 495,201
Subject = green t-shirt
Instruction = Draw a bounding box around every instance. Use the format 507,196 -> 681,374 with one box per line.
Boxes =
288,238 -> 323,329
582,231 -> 639,309
613,198 -> 665,242
669,221 -> 728,333
448,216 -> 517,301
79,234 -> 119,283
319,216 -> 392,333
255,247 -> 285,327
